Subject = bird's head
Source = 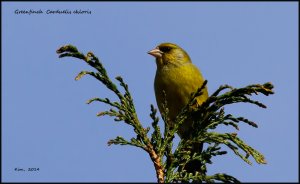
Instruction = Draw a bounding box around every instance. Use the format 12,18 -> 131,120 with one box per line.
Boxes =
148,43 -> 192,69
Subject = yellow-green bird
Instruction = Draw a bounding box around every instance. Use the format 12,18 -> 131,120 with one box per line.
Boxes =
148,42 -> 208,173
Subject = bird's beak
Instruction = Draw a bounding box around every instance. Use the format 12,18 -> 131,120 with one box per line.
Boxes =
147,48 -> 163,58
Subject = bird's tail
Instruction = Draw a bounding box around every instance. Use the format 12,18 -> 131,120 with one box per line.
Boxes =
184,142 -> 203,174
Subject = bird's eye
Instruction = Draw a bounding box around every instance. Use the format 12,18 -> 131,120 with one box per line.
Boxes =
160,46 -> 172,53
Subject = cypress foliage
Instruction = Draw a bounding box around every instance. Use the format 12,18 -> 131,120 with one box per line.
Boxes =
57,45 -> 274,183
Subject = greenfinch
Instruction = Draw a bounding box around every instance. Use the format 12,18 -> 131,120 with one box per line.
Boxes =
148,43 -> 208,173
148,42 -> 208,138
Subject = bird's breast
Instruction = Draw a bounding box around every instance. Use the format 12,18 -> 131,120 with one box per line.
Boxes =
154,64 -> 205,121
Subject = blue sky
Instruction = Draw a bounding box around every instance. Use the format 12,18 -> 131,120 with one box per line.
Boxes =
2,2 -> 298,182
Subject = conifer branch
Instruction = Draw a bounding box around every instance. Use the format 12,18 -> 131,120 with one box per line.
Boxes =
57,44 -> 274,183
57,45 -> 164,182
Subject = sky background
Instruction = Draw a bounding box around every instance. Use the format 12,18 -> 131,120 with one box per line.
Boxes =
2,2 -> 298,182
